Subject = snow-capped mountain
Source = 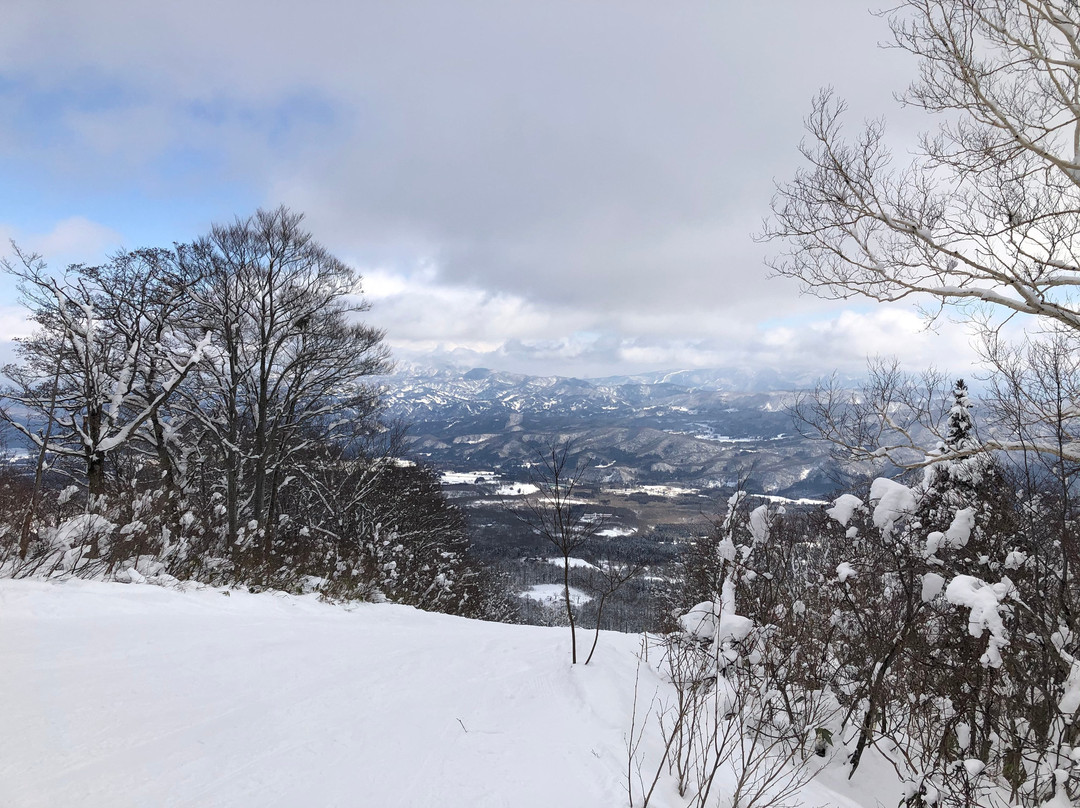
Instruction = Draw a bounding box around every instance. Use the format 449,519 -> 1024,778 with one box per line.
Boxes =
380,365 -> 841,498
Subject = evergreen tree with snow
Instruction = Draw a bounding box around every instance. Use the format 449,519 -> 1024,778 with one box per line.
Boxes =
905,382 -> 1020,795
932,380 -> 977,496
916,379 -> 1014,572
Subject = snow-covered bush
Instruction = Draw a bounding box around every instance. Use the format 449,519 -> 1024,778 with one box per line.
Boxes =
671,379 -> 1080,807
647,494 -> 840,807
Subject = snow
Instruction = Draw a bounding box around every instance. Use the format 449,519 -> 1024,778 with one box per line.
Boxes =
518,583 -> 593,606
690,433 -> 768,443
827,493 -> 864,527
51,513 -> 116,551
495,482 -> 539,496
115,565 -> 147,584
926,507 -> 976,556
869,477 -> 916,539
836,561 -> 857,583
1042,792 -> 1077,808
921,572 -> 946,602
754,494 -> 828,506
1003,549 -> 1028,570
544,557 -> 600,570
439,470 -> 499,485
678,599 -> 753,644
618,484 -> 698,498
595,525 -> 637,538
944,575 -> 1014,668
955,722 -> 971,751
0,578 -> 937,808
57,485 -> 80,506
749,504 -> 770,544
1060,659 -> 1080,716
2,579 -> 626,808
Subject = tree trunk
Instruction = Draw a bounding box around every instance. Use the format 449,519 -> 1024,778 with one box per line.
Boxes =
87,451 -> 106,514
563,554 -> 577,663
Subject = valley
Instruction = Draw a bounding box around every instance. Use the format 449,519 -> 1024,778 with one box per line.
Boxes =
382,365 -> 842,498
382,365 -> 840,630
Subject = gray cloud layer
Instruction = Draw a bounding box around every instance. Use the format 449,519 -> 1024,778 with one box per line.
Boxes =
0,1 -> 975,376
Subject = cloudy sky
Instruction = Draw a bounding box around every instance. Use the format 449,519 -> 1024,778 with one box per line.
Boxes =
0,1 -> 985,379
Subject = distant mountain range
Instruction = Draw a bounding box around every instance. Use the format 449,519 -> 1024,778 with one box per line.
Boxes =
379,365 -> 848,499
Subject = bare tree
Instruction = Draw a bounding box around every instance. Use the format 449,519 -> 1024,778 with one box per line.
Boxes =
178,207 -> 390,570
520,441 -> 603,663
0,211 -> 500,621
583,560 -> 644,665
791,358 -> 957,471
1,245 -> 208,525
766,1 -> 1080,325
763,0 -> 1080,465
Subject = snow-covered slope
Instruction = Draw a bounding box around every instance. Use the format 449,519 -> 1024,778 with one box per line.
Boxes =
1,579 -> 894,808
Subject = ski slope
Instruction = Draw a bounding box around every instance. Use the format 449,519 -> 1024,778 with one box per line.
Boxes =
1,579 -> 892,808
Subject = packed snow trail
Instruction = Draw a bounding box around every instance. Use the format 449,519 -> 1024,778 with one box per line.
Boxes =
2,578 -> 894,808
0,579 -> 641,807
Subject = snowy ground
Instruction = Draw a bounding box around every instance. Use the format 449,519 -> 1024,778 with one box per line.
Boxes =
439,470 -> 500,486
544,556 -> 600,570
618,484 -> 699,498
518,582 -> 593,606
494,482 -> 539,496
3,579 -> 899,808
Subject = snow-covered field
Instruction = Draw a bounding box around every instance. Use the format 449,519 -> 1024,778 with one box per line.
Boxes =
2,579 -> 901,808
439,470 -> 500,486
544,556 -> 600,570
518,582 -> 593,606
618,484 -> 699,498
494,482 -> 539,496
437,471 -> 537,497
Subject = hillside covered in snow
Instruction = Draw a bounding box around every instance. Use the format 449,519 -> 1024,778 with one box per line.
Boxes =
3,578 -> 913,808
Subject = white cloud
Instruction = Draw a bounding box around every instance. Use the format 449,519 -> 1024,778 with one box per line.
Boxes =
0,217 -> 125,268
0,1 -> 1007,379
361,260 -> 984,378
29,217 -> 125,264
0,305 -> 35,367
0,217 -> 127,314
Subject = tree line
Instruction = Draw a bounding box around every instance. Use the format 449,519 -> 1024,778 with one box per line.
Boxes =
0,207 -> 512,620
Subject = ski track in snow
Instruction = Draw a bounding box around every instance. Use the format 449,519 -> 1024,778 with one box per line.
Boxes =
1,579 -> 896,808
0,580 -> 636,808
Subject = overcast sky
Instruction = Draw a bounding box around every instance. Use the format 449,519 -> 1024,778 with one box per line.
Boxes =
0,1 -> 986,379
